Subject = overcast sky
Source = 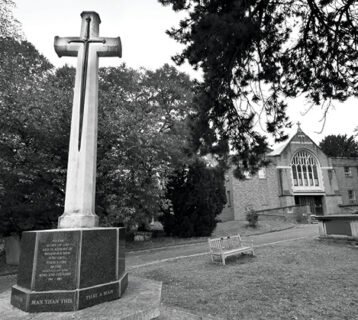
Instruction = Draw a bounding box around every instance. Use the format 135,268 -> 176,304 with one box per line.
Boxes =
14,0 -> 358,146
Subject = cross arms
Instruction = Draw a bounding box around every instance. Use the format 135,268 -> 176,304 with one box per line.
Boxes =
54,36 -> 122,58
97,37 -> 121,57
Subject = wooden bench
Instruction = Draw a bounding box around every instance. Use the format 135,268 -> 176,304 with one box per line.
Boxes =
208,234 -> 254,265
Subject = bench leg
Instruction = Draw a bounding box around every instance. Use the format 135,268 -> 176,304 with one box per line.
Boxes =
210,254 -> 214,262
221,255 -> 226,265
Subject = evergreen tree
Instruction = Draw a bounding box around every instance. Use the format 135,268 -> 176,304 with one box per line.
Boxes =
159,0 -> 358,175
160,159 -> 226,237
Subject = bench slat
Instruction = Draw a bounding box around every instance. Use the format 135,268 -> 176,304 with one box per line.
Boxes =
208,234 -> 254,265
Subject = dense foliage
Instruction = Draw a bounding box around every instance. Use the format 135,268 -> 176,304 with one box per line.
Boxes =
96,64 -> 194,228
0,35 -> 194,235
160,159 -> 226,237
159,0 -> 358,176
246,208 -> 258,228
0,0 -> 23,39
0,38 -> 61,235
319,134 -> 358,157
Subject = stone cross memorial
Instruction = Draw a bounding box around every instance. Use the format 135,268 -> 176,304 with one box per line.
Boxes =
11,12 -> 128,313
56,12 -> 121,228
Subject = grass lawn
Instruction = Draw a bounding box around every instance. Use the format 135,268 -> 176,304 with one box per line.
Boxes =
126,216 -> 294,252
0,217 -> 293,275
131,239 -> 358,320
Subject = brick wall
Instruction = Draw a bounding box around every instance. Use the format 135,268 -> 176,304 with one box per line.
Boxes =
218,130 -> 356,221
230,164 -> 281,220
331,157 -> 358,207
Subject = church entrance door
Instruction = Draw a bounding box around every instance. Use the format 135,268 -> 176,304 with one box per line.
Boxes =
295,196 -> 324,215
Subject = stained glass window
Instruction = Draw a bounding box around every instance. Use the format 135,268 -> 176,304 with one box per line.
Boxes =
291,151 -> 320,187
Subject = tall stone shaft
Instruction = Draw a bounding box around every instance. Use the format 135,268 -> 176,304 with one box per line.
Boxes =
54,12 -> 121,228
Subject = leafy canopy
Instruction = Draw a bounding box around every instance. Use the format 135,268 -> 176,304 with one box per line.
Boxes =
96,64 -> 195,228
159,0 -> 358,173
0,36 -> 194,235
319,134 -> 358,158
0,0 -> 24,39
0,37 -> 59,235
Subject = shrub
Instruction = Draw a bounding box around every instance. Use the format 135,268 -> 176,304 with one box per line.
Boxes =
160,159 -> 226,237
294,210 -> 308,223
246,209 -> 258,228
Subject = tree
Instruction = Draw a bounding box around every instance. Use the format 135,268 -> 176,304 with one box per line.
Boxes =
0,58 -> 195,234
0,57 -> 195,233
0,37 -> 63,235
159,0 -> 358,175
97,64 -> 195,228
0,0 -> 24,39
0,32 -> 196,234
319,134 -> 358,157
160,159 -> 226,237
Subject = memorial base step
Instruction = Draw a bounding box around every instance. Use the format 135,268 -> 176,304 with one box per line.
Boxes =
10,227 -> 127,312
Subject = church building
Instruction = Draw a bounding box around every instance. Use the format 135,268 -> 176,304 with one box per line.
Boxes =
219,125 -> 358,221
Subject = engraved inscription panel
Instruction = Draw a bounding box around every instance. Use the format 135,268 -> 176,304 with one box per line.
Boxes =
34,231 -> 80,291
78,282 -> 119,309
28,291 -> 77,312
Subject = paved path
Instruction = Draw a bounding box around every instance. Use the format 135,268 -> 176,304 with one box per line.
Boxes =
127,224 -> 318,269
0,225 -> 318,294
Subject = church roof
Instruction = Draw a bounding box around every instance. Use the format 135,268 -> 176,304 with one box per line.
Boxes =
267,124 -> 316,156
267,142 -> 289,156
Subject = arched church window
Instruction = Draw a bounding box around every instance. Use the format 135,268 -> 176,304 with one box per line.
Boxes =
291,151 -> 320,187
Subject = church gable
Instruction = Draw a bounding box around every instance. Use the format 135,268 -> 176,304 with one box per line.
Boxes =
268,125 -> 317,158
290,129 -> 315,146
269,126 -> 331,169
279,127 -> 320,158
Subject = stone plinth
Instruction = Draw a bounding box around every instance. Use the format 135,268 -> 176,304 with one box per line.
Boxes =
315,214 -> 358,240
2,277 -> 161,320
10,228 -> 128,312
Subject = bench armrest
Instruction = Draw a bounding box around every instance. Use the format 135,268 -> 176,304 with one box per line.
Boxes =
208,239 -> 223,253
